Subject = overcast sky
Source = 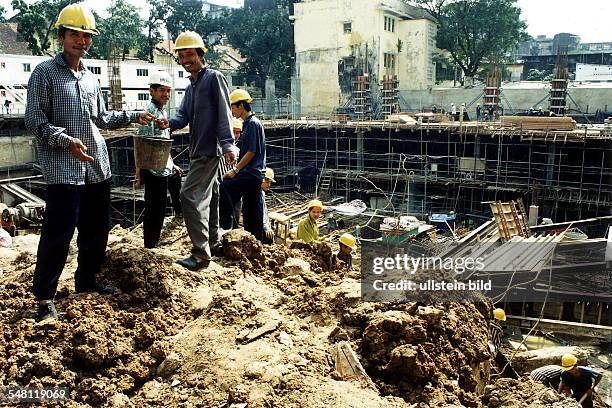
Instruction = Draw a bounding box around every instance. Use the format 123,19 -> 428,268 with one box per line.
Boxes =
1,0 -> 610,43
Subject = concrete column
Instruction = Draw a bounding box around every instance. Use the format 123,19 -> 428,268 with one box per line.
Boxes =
226,74 -> 233,89
265,78 -> 276,118
290,75 -> 301,118
546,144 -> 556,186
356,130 -> 364,171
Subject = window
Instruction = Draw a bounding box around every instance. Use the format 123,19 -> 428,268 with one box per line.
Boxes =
138,93 -> 149,101
136,69 -> 149,77
343,22 -> 352,34
88,66 -> 101,75
178,71 -> 184,78
0,62 -> 5,69
384,53 -> 396,69
384,16 -> 395,32
23,63 -> 31,72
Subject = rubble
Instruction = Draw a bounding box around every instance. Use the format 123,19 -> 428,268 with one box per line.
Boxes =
0,223 -> 608,407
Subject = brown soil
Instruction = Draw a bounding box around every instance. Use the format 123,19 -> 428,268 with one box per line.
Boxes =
0,221 -> 607,407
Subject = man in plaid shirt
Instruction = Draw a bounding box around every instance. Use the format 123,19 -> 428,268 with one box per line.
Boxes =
25,4 -> 155,322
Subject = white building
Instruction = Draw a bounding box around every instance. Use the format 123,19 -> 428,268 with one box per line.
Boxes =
293,0 -> 437,115
0,53 -> 193,113
575,63 -> 612,82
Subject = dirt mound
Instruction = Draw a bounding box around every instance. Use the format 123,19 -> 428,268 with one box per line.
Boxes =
483,378 -> 582,407
1,225 -> 606,408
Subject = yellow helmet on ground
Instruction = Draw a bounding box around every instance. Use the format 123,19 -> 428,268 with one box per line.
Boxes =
307,199 -> 323,211
230,89 -> 253,105
339,233 -> 357,249
174,31 -> 207,52
561,354 -> 578,371
493,308 -> 506,321
231,117 -> 243,131
264,168 -> 276,182
55,4 -> 99,35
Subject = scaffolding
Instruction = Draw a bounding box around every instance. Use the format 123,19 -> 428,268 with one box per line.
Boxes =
549,47 -> 569,116
263,120 -> 612,221
107,44 -> 123,111
353,75 -> 372,121
380,75 -> 399,118
483,66 -> 502,113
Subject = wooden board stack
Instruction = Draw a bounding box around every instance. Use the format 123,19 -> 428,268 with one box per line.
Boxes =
500,116 -> 576,131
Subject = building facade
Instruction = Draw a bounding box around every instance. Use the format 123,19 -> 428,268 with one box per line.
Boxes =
293,0 -> 437,115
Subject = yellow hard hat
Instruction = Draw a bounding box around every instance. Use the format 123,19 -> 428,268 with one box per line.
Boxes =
230,89 -> 253,105
231,117 -> 243,131
561,354 -> 578,371
55,4 -> 99,35
264,168 -> 275,182
339,233 -> 357,249
493,308 -> 506,321
307,199 -> 323,211
174,31 -> 207,53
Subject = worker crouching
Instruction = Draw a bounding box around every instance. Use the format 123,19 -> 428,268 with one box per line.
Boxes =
337,233 -> 356,268
297,200 -> 323,243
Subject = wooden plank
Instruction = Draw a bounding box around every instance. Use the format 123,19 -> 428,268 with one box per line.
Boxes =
505,315 -> 612,339
333,341 -> 378,391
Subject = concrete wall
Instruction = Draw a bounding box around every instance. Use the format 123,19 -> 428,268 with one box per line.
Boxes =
398,18 -> 436,90
400,84 -> 612,113
0,135 -> 35,167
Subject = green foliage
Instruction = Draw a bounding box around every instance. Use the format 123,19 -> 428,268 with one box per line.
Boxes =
11,0 -> 80,55
410,0 -> 527,82
137,0 -> 166,62
88,0 -> 146,60
526,68 -> 552,81
0,5 -> 6,23
223,0 -> 294,91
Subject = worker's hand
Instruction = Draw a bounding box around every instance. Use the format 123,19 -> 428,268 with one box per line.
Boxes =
487,342 -> 496,354
69,138 -> 94,162
138,112 -> 156,125
224,151 -> 236,165
173,164 -> 183,176
223,170 -> 236,179
134,168 -> 142,187
265,230 -> 274,240
156,118 -> 170,129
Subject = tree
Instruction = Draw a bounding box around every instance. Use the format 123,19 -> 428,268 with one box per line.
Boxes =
409,0 -> 527,84
223,0 -> 294,92
88,0 -> 146,60
137,0 -> 166,62
11,0 -> 80,55
164,0 -> 206,40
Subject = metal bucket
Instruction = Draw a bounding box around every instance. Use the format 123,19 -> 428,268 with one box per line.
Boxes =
133,136 -> 172,171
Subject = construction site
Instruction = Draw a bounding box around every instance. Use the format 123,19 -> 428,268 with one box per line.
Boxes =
1,2 -> 612,406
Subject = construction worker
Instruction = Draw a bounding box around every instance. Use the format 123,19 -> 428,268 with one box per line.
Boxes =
297,200 -> 323,243
338,233 -> 356,268
261,167 -> 275,243
559,354 -> 602,408
157,31 -> 235,270
25,4 -> 155,322
219,89 -> 266,241
489,308 -> 519,379
135,70 -> 183,249
529,365 -> 563,390
476,104 -> 481,121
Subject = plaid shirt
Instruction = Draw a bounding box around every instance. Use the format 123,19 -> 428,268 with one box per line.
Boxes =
25,53 -> 140,185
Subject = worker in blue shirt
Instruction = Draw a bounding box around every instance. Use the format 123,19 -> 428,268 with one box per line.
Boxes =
219,89 -> 266,241
25,4 -> 155,322
560,354 -> 602,408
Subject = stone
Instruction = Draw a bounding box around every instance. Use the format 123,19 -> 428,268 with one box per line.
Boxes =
157,352 -> 181,378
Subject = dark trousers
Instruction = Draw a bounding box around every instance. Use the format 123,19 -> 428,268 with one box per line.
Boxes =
219,173 -> 264,241
142,170 -> 182,248
494,351 -> 520,379
33,180 -> 111,300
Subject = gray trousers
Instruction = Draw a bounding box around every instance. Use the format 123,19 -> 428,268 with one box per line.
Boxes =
180,156 -> 220,260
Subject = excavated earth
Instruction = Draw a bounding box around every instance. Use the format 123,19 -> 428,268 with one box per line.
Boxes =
0,219 -> 607,407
